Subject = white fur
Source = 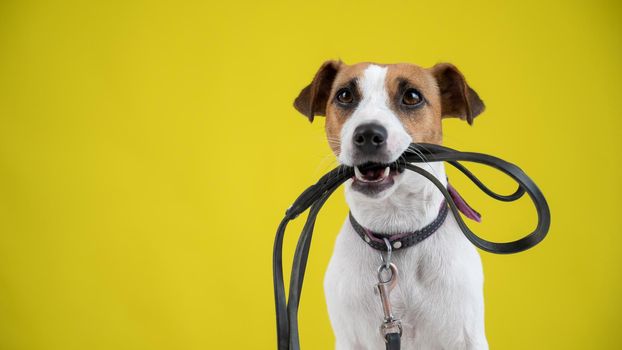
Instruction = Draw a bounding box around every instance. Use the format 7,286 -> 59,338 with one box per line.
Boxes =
323,65 -> 488,349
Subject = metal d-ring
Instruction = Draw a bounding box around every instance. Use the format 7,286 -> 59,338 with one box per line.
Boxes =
380,237 -> 392,269
378,237 -> 397,283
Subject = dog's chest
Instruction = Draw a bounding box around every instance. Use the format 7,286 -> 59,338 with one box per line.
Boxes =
323,216 -> 482,348
323,228 -> 488,350
324,223 -> 445,324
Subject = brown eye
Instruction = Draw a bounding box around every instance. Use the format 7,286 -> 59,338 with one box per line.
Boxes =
336,88 -> 354,104
402,88 -> 423,106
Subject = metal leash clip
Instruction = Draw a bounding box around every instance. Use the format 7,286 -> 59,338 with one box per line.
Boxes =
377,238 -> 402,342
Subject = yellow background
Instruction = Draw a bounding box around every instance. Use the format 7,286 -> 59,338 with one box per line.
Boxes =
0,0 -> 621,349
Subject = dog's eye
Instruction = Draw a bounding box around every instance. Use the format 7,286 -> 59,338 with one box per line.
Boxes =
402,88 -> 423,106
336,88 -> 354,104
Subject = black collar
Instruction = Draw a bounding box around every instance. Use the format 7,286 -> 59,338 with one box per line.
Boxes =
349,200 -> 449,251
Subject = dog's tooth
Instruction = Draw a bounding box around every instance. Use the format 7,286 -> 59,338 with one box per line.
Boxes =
382,166 -> 390,179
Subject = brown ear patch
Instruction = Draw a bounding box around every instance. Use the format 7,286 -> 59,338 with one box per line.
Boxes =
293,60 -> 341,122
432,63 -> 485,124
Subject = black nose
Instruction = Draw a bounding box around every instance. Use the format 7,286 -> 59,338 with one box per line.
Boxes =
353,123 -> 387,153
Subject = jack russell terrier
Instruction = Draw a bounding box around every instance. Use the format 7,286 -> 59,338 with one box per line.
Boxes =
293,61 -> 488,349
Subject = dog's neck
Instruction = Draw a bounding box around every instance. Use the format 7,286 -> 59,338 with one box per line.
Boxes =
345,162 -> 447,235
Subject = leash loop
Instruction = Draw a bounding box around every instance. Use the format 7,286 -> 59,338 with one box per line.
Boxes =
272,143 -> 551,350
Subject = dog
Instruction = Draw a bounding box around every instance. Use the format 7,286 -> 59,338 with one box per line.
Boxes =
293,61 -> 488,349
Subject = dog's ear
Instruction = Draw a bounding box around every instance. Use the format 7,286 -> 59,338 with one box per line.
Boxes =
431,63 -> 485,125
294,60 -> 341,122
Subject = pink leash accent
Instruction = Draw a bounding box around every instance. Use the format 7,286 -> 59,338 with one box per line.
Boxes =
447,183 -> 481,222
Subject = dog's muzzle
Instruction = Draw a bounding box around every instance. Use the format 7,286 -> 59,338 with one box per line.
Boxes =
349,123 -> 403,195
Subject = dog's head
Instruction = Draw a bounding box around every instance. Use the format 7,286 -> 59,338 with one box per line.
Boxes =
294,61 -> 484,200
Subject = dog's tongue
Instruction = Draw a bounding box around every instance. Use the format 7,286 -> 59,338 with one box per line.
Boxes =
362,167 -> 385,181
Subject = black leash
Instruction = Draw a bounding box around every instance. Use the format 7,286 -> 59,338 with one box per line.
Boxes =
273,143 -> 551,350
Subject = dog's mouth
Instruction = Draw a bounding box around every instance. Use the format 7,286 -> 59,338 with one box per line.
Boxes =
351,162 -> 402,195
353,163 -> 393,182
